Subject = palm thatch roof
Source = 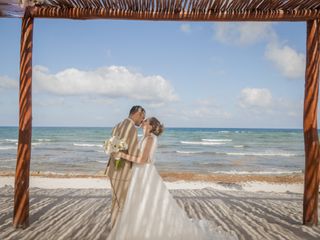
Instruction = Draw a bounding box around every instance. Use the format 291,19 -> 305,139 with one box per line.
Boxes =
1,0 -> 320,21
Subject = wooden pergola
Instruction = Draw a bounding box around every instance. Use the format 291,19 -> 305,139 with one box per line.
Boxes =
1,0 -> 319,228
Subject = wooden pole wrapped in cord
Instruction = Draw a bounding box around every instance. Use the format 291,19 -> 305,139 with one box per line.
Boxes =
303,19 -> 320,226
13,8 -> 33,228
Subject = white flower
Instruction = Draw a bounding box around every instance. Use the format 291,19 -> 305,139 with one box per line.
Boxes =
104,136 -> 128,155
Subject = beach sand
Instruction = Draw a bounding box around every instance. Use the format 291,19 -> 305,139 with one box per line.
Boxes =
0,175 -> 319,240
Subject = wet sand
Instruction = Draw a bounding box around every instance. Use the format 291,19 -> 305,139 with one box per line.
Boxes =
0,170 -> 304,183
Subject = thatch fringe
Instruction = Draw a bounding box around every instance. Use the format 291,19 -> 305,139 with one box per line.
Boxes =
1,0 -> 320,20
36,0 -> 320,12
30,7 -> 320,21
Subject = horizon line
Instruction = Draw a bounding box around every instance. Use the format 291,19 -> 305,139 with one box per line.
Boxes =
0,125 -> 304,130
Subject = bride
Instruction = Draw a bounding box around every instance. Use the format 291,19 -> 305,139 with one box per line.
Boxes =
107,117 -> 234,240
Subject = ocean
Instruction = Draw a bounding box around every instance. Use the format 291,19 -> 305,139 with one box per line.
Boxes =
0,127 -> 305,175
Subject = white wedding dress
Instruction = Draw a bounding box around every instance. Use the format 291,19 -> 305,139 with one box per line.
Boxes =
107,134 -> 235,240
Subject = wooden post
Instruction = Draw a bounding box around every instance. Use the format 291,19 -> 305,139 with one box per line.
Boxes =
13,9 -> 33,228
303,19 -> 320,226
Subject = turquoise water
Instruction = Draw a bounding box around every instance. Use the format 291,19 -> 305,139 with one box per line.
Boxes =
0,127 -> 305,174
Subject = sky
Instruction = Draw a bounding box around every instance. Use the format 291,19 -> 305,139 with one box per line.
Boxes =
0,18 -> 309,128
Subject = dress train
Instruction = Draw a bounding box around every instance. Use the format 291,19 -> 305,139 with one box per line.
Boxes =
107,135 -> 236,240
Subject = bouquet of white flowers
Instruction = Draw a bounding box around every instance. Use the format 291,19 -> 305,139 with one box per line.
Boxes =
104,136 -> 128,170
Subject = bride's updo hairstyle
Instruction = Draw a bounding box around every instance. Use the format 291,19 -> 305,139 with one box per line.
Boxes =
149,117 -> 164,136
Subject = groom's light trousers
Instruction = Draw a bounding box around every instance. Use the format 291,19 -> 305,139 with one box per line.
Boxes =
106,118 -> 139,228
107,157 -> 133,228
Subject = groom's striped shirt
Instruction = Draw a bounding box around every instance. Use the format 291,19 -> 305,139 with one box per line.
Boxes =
111,118 -> 139,158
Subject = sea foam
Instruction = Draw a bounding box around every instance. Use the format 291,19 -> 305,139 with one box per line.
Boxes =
176,150 -> 203,154
5,139 -> 18,143
225,152 -> 297,157
181,141 -> 226,146
202,139 -> 232,142
0,146 -> 17,150
73,143 -> 103,148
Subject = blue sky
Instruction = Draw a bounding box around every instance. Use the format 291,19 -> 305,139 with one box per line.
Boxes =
0,18 -> 308,128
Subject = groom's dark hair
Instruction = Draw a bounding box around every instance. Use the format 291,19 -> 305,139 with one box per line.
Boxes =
129,105 -> 145,116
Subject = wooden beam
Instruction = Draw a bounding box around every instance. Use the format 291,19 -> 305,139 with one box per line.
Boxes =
13,8 -> 33,229
303,19 -> 320,226
30,7 -> 320,21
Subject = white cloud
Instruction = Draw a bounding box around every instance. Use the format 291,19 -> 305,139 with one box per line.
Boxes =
265,42 -> 305,79
79,96 -> 114,105
238,87 -> 302,119
0,75 -> 18,90
180,24 -> 191,33
34,97 -> 65,107
212,22 -> 305,80
188,107 -> 231,120
213,22 -> 275,45
239,88 -> 273,108
33,65 -> 178,104
182,98 -> 231,120
145,102 -> 166,108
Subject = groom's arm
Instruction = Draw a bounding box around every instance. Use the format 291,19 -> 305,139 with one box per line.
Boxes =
118,136 -> 153,164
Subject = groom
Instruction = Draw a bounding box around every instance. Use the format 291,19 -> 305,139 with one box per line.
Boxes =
105,105 -> 145,228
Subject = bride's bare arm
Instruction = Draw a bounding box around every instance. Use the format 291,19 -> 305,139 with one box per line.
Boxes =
118,136 -> 154,164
